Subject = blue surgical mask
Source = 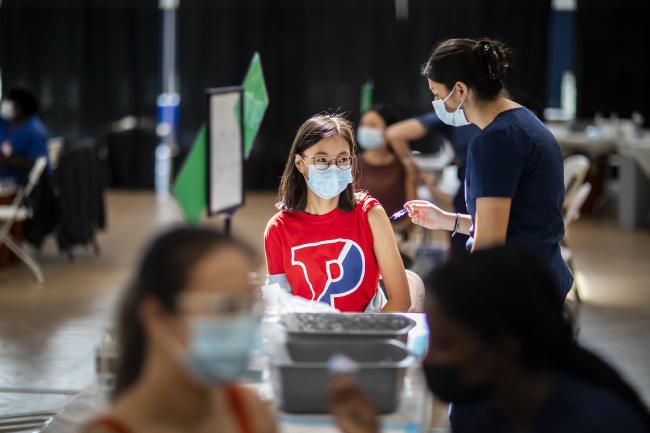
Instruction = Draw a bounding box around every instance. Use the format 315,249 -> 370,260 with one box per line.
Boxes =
184,315 -> 260,386
305,164 -> 353,200
432,86 -> 470,127
357,127 -> 385,150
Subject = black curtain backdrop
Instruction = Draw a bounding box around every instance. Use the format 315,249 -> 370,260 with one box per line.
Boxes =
576,0 -> 650,122
0,0 -> 159,140
1,0 -> 551,190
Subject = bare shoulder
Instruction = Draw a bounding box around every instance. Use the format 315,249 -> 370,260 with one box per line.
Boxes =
82,426 -> 118,433
238,387 -> 278,433
367,204 -> 389,226
80,414 -> 129,433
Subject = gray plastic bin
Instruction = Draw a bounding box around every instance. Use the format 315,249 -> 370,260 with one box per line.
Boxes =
271,339 -> 415,414
281,313 -> 416,344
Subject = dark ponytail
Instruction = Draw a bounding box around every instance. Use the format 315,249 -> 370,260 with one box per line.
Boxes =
426,246 -> 650,429
422,38 -> 512,103
113,226 -> 256,399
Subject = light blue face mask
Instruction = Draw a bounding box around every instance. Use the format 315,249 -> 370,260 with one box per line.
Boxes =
305,163 -> 353,200
357,127 -> 385,150
184,315 -> 260,386
432,86 -> 470,127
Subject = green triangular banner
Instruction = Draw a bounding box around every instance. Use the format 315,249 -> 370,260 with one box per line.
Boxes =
242,52 -> 269,158
172,125 -> 207,223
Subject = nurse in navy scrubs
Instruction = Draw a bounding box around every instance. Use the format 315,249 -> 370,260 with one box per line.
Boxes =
406,38 -> 573,298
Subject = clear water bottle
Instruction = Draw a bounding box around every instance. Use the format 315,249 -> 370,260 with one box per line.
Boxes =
561,71 -> 577,121
154,142 -> 172,199
95,327 -> 118,394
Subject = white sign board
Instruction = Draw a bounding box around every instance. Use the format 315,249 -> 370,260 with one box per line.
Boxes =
207,87 -> 244,215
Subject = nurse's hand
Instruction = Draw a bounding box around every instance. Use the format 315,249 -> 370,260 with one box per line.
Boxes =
405,200 -> 449,231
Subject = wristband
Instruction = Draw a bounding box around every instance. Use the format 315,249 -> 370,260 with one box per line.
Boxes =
451,212 -> 460,237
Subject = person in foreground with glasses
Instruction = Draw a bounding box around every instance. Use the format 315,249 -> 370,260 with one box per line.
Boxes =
83,226 -> 276,433
264,113 -> 411,312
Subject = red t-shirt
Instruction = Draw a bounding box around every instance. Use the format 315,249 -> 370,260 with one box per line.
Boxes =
264,195 -> 381,312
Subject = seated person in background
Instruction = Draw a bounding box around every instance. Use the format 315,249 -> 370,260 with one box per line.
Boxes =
0,86 -> 49,186
84,226 -> 277,433
331,246 -> 650,433
356,104 -> 416,226
264,113 -> 411,313
386,110 -> 479,259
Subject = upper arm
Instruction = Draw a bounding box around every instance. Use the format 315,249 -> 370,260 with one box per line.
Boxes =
385,118 -> 428,142
473,196 -> 511,250
367,206 -> 410,307
467,128 -> 524,200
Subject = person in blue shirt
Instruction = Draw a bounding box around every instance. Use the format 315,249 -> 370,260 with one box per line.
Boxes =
386,111 -> 479,259
0,86 -> 50,186
331,246 -> 650,433
405,38 -> 573,298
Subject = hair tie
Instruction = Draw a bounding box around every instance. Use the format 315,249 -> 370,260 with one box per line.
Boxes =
478,41 -> 508,80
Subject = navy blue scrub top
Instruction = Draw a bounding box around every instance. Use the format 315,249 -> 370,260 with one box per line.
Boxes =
0,116 -> 49,185
449,373 -> 648,433
416,111 -> 480,214
465,107 -> 573,297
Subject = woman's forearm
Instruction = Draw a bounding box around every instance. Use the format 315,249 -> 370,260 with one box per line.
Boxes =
440,211 -> 472,235
381,297 -> 410,313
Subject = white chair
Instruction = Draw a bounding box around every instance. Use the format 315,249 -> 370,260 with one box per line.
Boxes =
47,136 -> 65,169
563,154 -> 590,212
405,269 -> 425,313
370,269 -> 426,313
561,182 -> 592,302
0,157 -> 48,283
564,182 -> 592,234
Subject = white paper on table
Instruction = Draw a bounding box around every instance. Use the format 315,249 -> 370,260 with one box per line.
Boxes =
279,415 -> 420,433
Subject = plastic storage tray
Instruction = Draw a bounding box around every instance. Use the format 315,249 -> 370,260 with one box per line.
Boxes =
280,313 -> 416,343
271,339 -> 414,414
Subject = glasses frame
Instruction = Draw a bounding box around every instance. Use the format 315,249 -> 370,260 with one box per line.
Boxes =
300,153 -> 355,170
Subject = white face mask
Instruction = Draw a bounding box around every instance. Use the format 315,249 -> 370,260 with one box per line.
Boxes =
0,100 -> 16,121
432,86 -> 470,127
357,127 -> 385,150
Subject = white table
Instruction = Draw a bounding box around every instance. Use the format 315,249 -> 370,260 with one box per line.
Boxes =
546,124 -> 618,158
45,314 -> 434,433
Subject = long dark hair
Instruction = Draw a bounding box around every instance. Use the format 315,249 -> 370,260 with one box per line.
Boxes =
277,113 -> 359,212
422,38 -> 512,103
426,246 -> 650,428
363,103 -> 399,128
113,226 -> 256,399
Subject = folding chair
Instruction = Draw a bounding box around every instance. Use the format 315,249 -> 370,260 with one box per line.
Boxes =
0,157 -> 48,283
561,182 -> 592,303
563,154 -> 590,212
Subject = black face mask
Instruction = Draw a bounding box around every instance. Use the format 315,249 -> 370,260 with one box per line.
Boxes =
422,363 -> 492,404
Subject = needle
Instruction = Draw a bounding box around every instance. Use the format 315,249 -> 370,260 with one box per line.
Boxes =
389,208 -> 409,221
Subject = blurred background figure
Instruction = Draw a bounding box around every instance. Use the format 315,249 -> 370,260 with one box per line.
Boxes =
83,226 -> 276,433
0,86 -> 49,187
331,246 -> 650,433
356,104 -> 416,222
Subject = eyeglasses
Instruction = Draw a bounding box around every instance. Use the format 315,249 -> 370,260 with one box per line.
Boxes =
301,154 -> 354,170
180,292 -> 262,317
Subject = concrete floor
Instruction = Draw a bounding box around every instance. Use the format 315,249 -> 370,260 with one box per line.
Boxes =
0,190 -> 648,418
